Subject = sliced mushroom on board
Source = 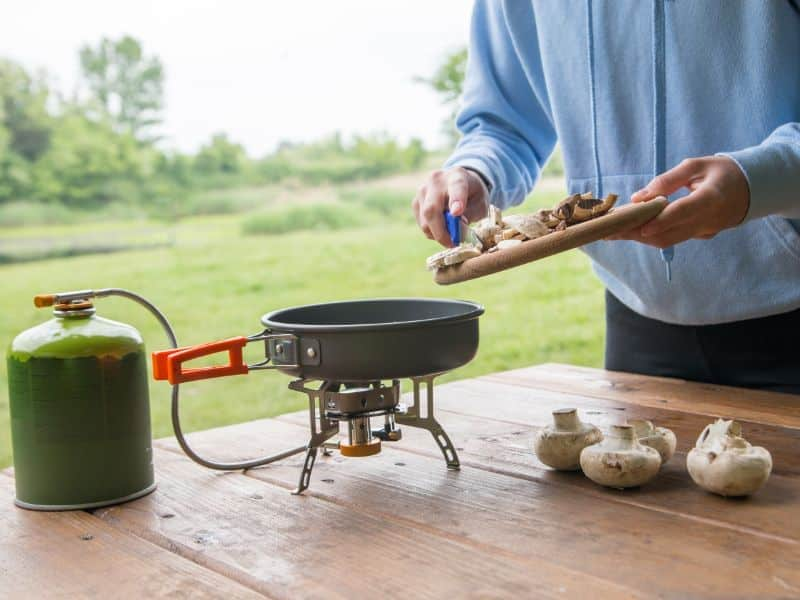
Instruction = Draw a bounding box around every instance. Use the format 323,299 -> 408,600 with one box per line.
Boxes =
427,192 -> 620,272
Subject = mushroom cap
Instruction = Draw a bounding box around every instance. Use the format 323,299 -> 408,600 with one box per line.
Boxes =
687,419 -> 772,496
496,239 -> 523,250
473,218 -> 500,247
629,419 -> 677,465
579,427 -> 662,488
687,445 -> 772,497
533,410 -> 603,471
503,214 -> 550,239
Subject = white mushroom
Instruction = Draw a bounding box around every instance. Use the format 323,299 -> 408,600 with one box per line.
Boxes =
502,214 -> 550,239
503,227 -> 522,240
533,408 -> 603,471
489,205 -> 503,226
496,239 -> 523,250
686,419 -> 772,497
442,245 -> 481,266
425,247 -> 451,271
580,424 -> 661,489
629,419 -> 677,465
426,244 -> 481,270
472,217 -> 499,248
535,208 -> 561,228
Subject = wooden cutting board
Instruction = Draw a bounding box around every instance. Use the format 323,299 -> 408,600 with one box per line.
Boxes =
434,196 -> 668,285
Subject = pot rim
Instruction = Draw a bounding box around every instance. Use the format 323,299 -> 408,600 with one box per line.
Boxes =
261,297 -> 484,334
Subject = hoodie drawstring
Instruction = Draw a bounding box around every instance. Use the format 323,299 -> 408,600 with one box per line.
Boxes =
585,0 -> 603,199
653,0 -> 674,281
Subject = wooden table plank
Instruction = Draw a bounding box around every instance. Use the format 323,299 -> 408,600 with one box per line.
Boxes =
94,447 -> 635,600
7,365 -> 798,599
0,473 -> 261,599
155,418 -> 800,598
411,379 -> 800,542
159,375 -> 800,545
486,363 -> 800,429
429,378 -> 800,477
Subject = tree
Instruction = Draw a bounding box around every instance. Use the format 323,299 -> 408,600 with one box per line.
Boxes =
0,60 -> 52,161
0,60 -> 53,203
194,133 -> 247,174
79,36 -> 164,142
416,48 -> 467,146
419,48 -> 467,106
33,108 -> 147,208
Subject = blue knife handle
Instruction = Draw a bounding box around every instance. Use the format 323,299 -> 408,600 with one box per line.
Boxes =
444,210 -> 461,245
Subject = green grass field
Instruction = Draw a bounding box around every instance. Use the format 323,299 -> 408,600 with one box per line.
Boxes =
0,177 -> 604,468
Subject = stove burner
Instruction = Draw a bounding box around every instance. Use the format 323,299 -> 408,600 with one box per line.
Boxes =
287,373 -> 459,494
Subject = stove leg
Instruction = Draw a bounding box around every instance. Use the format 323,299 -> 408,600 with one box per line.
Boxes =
289,380 -> 339,494
399,374 -> 461,470
427,421 -> 460,470
292,446 -> 318,495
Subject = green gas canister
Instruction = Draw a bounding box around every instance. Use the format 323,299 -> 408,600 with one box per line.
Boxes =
7,292 -> 155,510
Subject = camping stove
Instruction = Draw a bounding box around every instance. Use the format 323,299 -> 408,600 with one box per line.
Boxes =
31,294 -> 481,499
146,297 -> 481,496
287,374 -> 458,494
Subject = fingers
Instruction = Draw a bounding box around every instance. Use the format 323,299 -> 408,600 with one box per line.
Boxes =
446,169 -> 469,216
609,157 -> 748,249
639,226 -> 701,249
411,192 -> 432,239
639,195 -> 699,238
462,170 -> 490,223
606,226 -> 681,248
421,173 -> 452,247
631,158 -> 705,203
612,193 -> 713,248
604,229 -> 639,241
412,175 -> 450,246
412,168 -> 492,247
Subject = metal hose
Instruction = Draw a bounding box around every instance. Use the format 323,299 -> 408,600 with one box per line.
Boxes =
97,288 -> 307,471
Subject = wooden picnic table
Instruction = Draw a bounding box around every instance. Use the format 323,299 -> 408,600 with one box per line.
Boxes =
2,364 -> 799,599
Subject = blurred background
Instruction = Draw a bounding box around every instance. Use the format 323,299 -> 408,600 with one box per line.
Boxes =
0,1 -> 599,468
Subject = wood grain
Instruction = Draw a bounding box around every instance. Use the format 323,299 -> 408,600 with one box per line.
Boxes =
7,364 -> 799,599
414,379 -> 800,540
155,417 -> 800,599
432,377 -> 800,477
0,476 -> 260,599
434,198 -> 667,285
273,379 -> 800,542
485,363 -> 800,429
98,446 -> 634,600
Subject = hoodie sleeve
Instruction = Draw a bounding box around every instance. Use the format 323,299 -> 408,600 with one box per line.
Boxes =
719,122 -> 800,220
443,0 -> 557,210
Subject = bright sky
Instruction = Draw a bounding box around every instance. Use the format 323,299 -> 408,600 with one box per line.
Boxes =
0,0 -> 473,156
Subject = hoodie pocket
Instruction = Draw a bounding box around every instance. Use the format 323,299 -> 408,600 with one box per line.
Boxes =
765,216 -> 800,262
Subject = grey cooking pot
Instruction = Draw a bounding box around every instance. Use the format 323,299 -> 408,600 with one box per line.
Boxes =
153,298 -> 484,384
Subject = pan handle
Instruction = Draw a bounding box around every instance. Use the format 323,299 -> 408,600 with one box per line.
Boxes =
153,336 -> 250,384
152,332 -> 300,384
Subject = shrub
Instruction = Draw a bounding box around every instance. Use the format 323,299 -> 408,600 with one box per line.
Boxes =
339,189 -> 412,220
0,201 -> 77,227
242,203 -> 367,235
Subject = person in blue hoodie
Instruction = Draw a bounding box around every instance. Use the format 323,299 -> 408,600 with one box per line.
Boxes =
413,1 -> 800,393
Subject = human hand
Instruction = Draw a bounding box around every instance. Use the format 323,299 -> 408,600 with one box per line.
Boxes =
412,167 -> 490,247
608,156 -> 750,248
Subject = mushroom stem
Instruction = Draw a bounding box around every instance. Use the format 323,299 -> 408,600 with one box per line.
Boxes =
552,408 -> 580,431
610,424 -> 636,441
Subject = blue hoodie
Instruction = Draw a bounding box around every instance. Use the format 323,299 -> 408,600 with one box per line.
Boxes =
445,0 -> 800,326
